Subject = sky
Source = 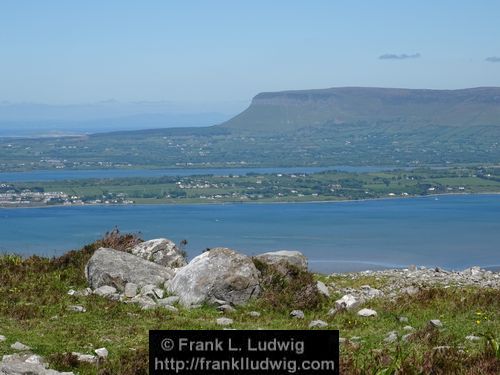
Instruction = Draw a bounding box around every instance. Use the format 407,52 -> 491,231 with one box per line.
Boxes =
1,0 -> 499,108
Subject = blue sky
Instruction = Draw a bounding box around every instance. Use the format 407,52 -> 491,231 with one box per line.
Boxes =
1,0 -> 499,106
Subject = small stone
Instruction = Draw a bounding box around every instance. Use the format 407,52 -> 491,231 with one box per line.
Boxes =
140,284 -> 156,298
290,310 -> 305,319
335,294 -> 360,310
398,316 -> 409,323
248,311 -> 261,317
72,352 -> 98,364
316,281 -> 330,297
218,304 -> 236,313
357,308 -> 377,317
465,335 -> 481,342
403,325 -> 414,331
217,318 -> 234,326
94,285 -> 117,296
153,288 -> 164,299
309,320 -> 328,328
384,331 -> 398,343
401,286 -> 419,295
95,347 -> 108,358
124,283 -> 138,298
67,305 -> 86,313
11,342 -> 31,351
429,319 -> 443,328
402,333 -> 413,342
67,289 -> 76,296
339,337 -> 346,344
157,296 -> 180,306
0,335 -> 6,342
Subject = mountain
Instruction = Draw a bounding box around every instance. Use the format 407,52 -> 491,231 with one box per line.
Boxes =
220,87 -> 500,132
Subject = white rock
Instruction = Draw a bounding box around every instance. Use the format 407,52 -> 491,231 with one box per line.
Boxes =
93,285 -> 117,296
67,289 -> 76,296
465,335 -> 481,342
24,354 -> 45,366
316,281 -> 330,297
290,310 -> 305,319
335,294 -> 360,310
153,288 -> 164,299
398,316 -> 409,323
94,347 -> 108,358
429,319 -> 443,328
309,320 -> 328,328
384,331 -> 398,343
216,318 -> 234,326
67,305 -> 86,313
72,352 -> 97,364
129,238 -> 187,268
218,304 -> 236,313
11,342 -> 31,351
157,296 -> 180,306
403,325 -> 414,331
124,283 -> 138,298
248,311 -> 261,317
0,335 -> 6,342
357,308 -> 377,317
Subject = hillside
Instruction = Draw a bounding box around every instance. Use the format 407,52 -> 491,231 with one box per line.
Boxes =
220,87 -> 500,132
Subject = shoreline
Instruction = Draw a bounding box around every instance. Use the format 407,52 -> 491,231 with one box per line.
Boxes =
2,191 -> 500,210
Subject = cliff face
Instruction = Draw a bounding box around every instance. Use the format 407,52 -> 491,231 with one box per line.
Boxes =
220,87 -> 500,132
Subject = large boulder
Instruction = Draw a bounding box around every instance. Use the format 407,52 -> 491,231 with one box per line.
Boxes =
1,354 -> 74,375
168,248 -> 261,307
253,250 -> 308,272
85,248 -> 174,291
129,238 -> 187,268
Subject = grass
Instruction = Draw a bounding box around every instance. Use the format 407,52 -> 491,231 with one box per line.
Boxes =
0,233 -> 498,374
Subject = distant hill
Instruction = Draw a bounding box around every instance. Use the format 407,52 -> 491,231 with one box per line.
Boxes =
220,87 -> 500,132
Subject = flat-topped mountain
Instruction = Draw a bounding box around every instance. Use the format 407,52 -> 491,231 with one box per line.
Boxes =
220,87 -> 500,132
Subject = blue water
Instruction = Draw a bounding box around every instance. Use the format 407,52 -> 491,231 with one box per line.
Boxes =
1,195 -> 499,273
0,166 -> 394,182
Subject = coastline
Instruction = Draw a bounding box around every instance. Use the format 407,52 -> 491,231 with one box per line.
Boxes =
2,191 -> 500,210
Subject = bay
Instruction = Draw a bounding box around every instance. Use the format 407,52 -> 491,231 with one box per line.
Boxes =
0,194 -> 499,273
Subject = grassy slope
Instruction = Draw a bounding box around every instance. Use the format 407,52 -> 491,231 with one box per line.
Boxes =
0,235 -> 499,374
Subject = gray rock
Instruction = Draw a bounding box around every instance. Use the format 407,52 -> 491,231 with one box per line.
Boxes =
124,283 -> 138,298
429,319 -> 443,328
290,310 -> 305,319
401,286 -> 420,295
316,281 -> 330,297
161,305 -> 179,313
129,238 -> 187,268
0,353 -> 74,374
384,331 -> 398,343
254,250 -> 308,271
157,296 -> 180,306
216,317 -> 234,326
71,352 -> 97,364
398,316 -> 409,323
403,325 -> 414,331
0,335 -> 6,342
465,335 -> 481,342
129,295 -> 157,309
402,333 -> 413,342
248,311 -> 261,317
168,248 -> 260,307
11,342 -> 31,351
93,285 -> 117,297
335,294 -> 360,310
85,248 -> 174,291
357,308 -> 377,317
309,320 -> 328,328
94,348 -> 108,358
218,304 -> 236,313
67,305 -> 86,313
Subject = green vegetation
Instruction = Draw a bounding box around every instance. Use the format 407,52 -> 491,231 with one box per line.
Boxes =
0,232 -> 498,374
3,166 -> 500,207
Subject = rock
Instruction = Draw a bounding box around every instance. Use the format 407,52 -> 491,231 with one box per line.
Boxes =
218,304 -> 236,313
0,335 -> 6,342
168,248 -> 260,307
216,318 -> 234,326
403,325 -> 414,331
67,289 -> 76,296
398,316 -> 409,323
248,311 -> 261,317
94,348 -> 108,358
67,305 -> 86,313
316,281 -> 330,297
93,285 -> 117,297
462,266 -> 482,277
85,248 -> 174,291
401,286 -> 420,295
129,295 -> 157,309
0,353 -> 74,375
335,294 -> 360,310
429,319 -> 443,328
140,284 -> 157,299
384,331 -> 398,343
290,310 -> 305,319
72,352 -> 97,364
465,335 -> 481,342
129,238 -> 187,268
124,283 -> 138,298
402,333 -> 413,342
254,250 -> 308,271
11,342 -> 31,351
309,320 -> 328,328
357,308 -> 377,317
157,296 -> 180,306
